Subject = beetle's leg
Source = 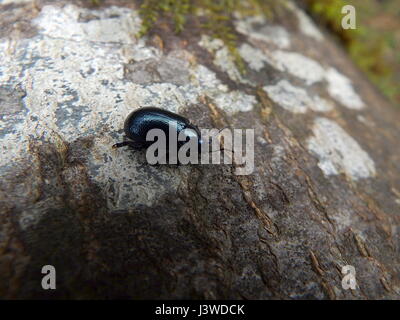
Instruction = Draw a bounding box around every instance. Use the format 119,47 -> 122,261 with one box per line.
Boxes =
112,141 -> 144,150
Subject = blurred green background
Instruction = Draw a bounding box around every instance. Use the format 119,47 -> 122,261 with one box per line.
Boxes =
300,0 -> 400,108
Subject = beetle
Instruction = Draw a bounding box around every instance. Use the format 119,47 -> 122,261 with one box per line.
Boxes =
112,107 -> 204,158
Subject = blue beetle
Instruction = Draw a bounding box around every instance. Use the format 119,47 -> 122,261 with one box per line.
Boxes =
112,107 -> 203,155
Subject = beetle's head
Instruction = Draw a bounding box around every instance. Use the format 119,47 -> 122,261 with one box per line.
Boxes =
179,124 -> 203,156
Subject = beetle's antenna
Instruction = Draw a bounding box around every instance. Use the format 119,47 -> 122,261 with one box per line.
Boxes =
208,140 -> 235,154
218,126 -> 230,133
112,141 -> 130,149
112,140 -> 146,150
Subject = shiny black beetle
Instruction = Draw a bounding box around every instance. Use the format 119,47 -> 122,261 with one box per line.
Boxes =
112,107 -> 203,153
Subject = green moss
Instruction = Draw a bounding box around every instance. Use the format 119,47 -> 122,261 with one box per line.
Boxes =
136,0 -> 283,74
198,0 -> 246,73
90,0 -> 284,73
137,0 -> 191,36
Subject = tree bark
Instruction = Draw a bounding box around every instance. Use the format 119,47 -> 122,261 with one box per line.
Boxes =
0,0 -> 399,299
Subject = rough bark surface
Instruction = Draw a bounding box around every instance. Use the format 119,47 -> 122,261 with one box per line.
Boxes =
0,0 -> 399,299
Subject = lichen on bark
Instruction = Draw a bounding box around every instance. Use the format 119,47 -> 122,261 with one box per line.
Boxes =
92,0 -> 287,73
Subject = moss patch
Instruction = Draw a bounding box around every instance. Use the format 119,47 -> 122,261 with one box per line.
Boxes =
138,0 -> 286,74
92,0 -> 284,74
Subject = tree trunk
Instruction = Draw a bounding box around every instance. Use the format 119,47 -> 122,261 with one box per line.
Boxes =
0,0 -> 399,299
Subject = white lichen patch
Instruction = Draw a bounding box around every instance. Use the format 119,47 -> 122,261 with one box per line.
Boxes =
325,67 -> 365,110
238,43 -> 272,72
214,91 -> 257,114
307,117 -> 376,180
263,80 -> 333,113
36,5 -> 141,44
257,50 -> 364,110
270,51 -> 326,85
271,144 -> 286,164
329,209 -> 353,231
0,4 -> 258,213
286,1 -> 324,41
198,35 -> 248,84
256,136 -> 267,145
357,115 -> 375,127
392,189 -> 400,206
237,45 -> 364,112
256,25 -> 291,49
234,15 -> 291,49
233,6 -> 363,113
263,80 -> 308,113
190,64 -> 228,92
311,96 -> 334,112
